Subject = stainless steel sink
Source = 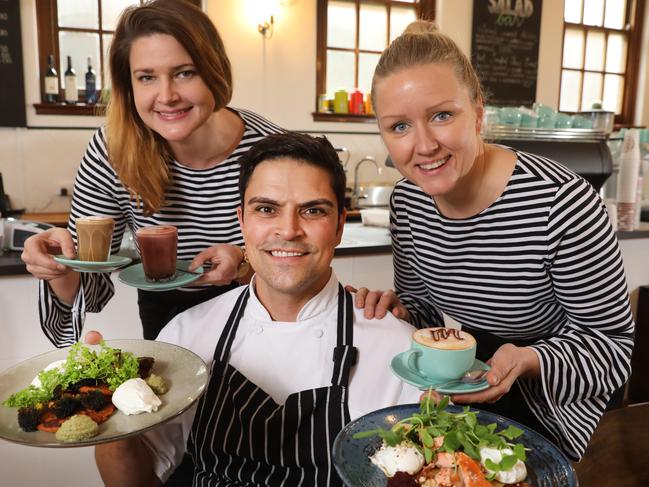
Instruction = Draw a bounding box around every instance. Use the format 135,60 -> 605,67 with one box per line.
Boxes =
355,184 -> 393,208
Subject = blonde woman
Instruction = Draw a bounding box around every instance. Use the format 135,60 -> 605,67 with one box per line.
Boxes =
22,0 -> 283,343
353,21 -> 634,460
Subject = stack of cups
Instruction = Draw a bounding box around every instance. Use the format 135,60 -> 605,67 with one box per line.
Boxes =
616,129 -> 641,231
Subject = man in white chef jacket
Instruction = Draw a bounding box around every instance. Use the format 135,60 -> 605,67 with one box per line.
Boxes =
94,132 -> 422,487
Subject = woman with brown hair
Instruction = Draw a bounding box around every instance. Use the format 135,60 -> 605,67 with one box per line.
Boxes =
22,0 -> 283,344
353,20 -> 634,461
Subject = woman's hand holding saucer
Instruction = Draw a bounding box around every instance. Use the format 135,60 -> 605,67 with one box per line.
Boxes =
451,343 -> 540,404
345,285 -> 411,321
189,244 -> 246,286
21,228 -> 76,281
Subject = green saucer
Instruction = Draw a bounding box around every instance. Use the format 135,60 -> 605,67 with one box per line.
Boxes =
54,254 -> 132,273
118,260 -> 203,291
390,351 -> 491,394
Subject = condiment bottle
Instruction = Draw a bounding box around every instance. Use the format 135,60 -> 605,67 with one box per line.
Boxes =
617,129 -> 641,231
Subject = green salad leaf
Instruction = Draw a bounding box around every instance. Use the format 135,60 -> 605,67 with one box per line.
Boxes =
352,393 -> 528,467
3,341 -> 140,409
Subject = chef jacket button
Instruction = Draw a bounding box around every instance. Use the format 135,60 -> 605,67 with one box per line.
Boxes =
255,326 -> 263,334
313,329 -> 324,338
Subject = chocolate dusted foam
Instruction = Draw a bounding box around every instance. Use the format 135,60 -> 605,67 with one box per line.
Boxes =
413,327 -> 476,350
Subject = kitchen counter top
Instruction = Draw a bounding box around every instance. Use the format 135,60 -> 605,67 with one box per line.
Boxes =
2,221 -> 647,277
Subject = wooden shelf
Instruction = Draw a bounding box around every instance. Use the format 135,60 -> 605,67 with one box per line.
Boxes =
312,112 -> 376,123
34,103 -> 106,116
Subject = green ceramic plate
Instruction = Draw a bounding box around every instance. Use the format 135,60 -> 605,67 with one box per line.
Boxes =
54,254 -> 132,273
118,260 -> 203,291
0,339 -> 208,448
390,351 -> 491,394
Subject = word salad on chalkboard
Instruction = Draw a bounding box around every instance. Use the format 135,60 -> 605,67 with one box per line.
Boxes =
471,0 -> 543,107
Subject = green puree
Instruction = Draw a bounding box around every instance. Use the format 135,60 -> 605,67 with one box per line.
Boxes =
3,341 -> 140,409
55,415 -> 99,442
145,373 -> 169,395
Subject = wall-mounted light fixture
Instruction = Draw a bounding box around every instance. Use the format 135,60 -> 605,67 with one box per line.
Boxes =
245,0 -> 280,39
258,15 -> 274,38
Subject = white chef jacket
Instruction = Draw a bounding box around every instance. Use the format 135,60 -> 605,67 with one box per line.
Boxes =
142,272 -> 421,482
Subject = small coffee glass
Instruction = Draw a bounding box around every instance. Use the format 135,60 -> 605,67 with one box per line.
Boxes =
76,216 -> 115,262
135,226 -> 178,282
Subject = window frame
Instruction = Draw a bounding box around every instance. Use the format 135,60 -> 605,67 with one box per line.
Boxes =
558,0 -> 645,125
314,0 -> 434,123
34,0 -> 201,116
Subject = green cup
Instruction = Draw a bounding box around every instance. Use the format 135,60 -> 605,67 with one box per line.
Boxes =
538,113 -> 557,128
333,89 -> 349,114
555,113 -> 573,128
498,107 -> 522,127
403,328 -> 477,382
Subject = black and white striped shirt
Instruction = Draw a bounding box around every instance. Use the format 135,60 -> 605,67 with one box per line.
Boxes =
391,148 -> 634,460
39,108 -> 283,347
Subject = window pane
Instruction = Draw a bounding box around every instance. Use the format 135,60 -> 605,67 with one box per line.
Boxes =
581,72 -> 603,109
606,33 -> 627,73
560,70 -> 583,111
584,30 -> 605,71
326,50 -> 355,96
564,0 -> 583,23
103,0 -> 139,31
604,0 -> 626,29
583,0 -> 604,26
563,28 -> 585,69
57,0 -> 98,29
103,34 -> 114,90
359,4 -> 386,51
59,32 -> 101,90
358,52 -> 381,93
390,6 -> 417,43
327,1 -> 356,49
603,74 -> 624,113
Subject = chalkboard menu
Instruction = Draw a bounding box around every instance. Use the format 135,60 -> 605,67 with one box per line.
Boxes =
0,0 -> 26,127
471,0 -> 542,107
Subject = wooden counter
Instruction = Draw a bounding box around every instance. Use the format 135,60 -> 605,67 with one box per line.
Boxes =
573,402 -> 649,486
20,212 -> 69,227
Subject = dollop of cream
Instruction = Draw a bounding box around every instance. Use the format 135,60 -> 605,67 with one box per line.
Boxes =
111,378 -> 161,415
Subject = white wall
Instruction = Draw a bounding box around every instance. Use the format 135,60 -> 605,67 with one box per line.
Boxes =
2,0 -> 648,213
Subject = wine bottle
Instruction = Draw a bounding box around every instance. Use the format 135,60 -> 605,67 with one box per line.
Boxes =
64,56 -> 78,105
85,57 -> 97,105
44,54 -> 59,103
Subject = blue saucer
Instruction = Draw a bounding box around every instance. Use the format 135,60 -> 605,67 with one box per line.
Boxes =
54,254 -> 132,273
118,260 -> 203,291
390,351 -> 491,394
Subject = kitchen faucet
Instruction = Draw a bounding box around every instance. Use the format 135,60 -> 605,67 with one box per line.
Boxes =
351,156 -> 381,210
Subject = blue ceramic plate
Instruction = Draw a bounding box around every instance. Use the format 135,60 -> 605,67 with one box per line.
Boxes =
333,404 -> 577,487
391,351 -> 491,394
54,254 -> 132,273
118,260 -> 203,291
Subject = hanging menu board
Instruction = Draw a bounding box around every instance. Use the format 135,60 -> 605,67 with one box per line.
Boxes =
471,0 -> 542,107
0,0 -> 26,127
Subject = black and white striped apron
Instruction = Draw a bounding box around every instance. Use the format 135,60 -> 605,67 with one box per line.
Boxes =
187,284 -> 357,486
